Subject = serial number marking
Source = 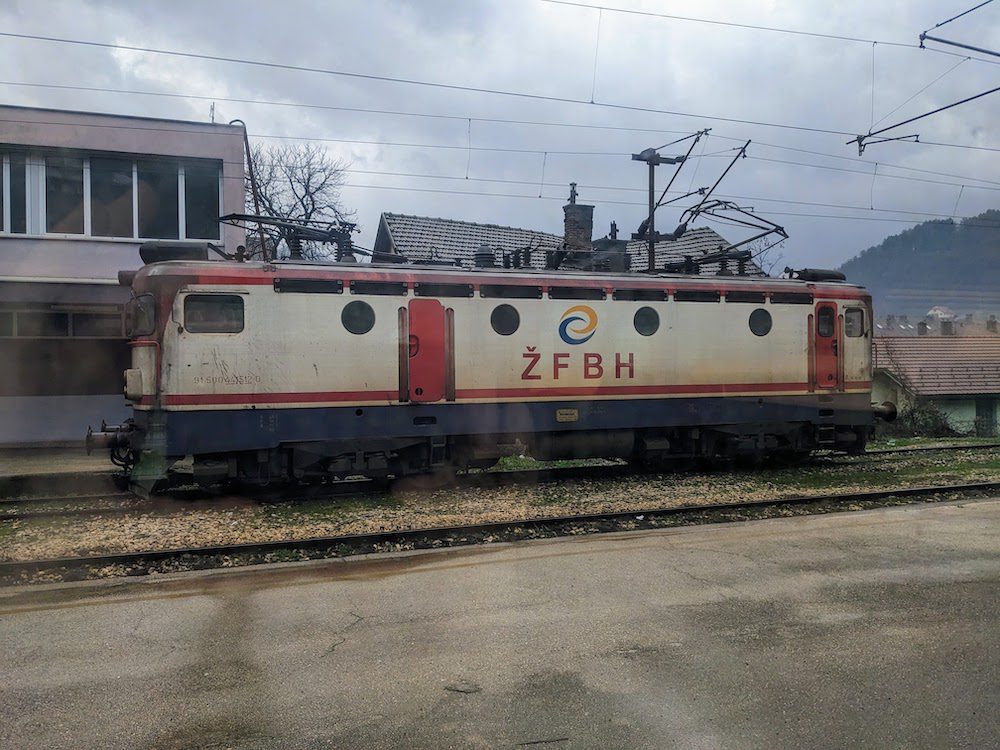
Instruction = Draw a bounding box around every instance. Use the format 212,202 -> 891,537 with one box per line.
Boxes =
192,374 -> 262,386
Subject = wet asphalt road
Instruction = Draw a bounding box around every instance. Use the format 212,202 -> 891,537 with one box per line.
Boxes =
1,498 -> 998,749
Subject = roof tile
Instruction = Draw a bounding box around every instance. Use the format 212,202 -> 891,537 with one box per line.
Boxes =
380,212 -> 763,276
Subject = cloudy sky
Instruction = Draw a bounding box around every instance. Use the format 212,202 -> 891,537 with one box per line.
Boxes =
2,0 -> 998,269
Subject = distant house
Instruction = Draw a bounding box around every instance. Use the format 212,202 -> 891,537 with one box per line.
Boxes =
373,212 -> 763,276
873,337 -> 1000,436
926,305 -> 957,321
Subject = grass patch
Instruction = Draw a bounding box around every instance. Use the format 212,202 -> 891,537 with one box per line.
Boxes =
869,436 -> 998,449
492,456 -> 614,472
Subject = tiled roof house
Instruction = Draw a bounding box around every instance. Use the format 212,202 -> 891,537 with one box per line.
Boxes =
872,336 -> 1000,435
373,212 -> 764,276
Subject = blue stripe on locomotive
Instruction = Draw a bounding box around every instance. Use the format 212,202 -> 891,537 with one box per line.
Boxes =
152,395 -> 873,455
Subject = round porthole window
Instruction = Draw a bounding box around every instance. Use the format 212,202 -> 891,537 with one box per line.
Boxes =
342,300 -> 375,335
633,306 -> 659,336
490,304 -> 520,335
749,308 -> 772,336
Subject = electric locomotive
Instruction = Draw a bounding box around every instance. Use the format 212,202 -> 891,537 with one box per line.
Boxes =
89,230 -> 895,493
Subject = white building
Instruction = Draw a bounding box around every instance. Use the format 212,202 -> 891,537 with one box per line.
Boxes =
0,105 -> 245,445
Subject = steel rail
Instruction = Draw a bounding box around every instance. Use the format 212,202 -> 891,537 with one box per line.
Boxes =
0,464 -> 632,522
2,480 -> 998,582
2,446 -> 998,521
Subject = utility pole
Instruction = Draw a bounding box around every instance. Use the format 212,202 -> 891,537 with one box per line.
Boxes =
631,148 -> 686,273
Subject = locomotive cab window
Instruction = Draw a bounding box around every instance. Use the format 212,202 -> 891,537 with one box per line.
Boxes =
817,306 -> 835,337
184,294 -> 244,333
125,294 -> 156,337
844,308 -> 865,337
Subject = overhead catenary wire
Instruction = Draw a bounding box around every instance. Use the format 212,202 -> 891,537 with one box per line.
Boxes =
0,31 -> 861,136
924,0 -> 995,32
340,166 -> 1000,217
337,181 -> 1000,228
870,56 -> 969,129
541,0 -> 1000,66
851,83 -> 1000,153
3,110 -> 999,202
3,109 -> 997,197
4,78 -> 999,170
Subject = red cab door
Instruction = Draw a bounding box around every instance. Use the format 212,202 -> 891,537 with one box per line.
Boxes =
407,299 -> 446,402
814,302 -> 839,389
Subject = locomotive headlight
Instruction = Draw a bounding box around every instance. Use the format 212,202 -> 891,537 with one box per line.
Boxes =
124,368 -> 144,402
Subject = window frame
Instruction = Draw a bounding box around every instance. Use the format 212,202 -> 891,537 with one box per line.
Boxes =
844,307 -> 865,338
0,149 -> 222,242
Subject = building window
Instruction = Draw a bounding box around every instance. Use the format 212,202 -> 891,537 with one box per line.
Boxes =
72,313 -> 123,338
1,308 -> 125,338
45,156 -> 85,234
9,153 -> 27,234
845,308 -> 865,337
184,162 -> 220,240
1,149 -> 221,241
90,157 -> 134,238
137,161 -> 179,240
16,311 -> 70,337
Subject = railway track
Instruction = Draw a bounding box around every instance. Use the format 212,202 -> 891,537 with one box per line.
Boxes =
0,464 -> 634,522
1,443 -> 997,522
1,480 -> 997,585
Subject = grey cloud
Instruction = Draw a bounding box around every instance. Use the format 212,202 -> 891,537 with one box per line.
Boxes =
1,0 -> 997,266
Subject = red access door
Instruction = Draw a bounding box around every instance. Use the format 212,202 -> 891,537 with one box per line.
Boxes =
407,299 -> 447,402
814,302 -> 839,389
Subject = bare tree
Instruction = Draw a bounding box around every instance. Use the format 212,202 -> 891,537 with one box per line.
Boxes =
745,237 -> 786,277
246,141 -> 355,259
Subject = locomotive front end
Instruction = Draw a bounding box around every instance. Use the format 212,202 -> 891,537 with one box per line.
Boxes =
86,272 -> 163,480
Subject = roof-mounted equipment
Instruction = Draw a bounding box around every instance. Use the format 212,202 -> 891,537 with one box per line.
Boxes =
784,268 -> 847,282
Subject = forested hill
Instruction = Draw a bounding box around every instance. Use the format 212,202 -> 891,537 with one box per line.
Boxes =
838,209 -> 1000,316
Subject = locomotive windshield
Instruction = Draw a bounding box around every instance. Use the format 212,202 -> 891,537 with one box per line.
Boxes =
123,293 -> 155,337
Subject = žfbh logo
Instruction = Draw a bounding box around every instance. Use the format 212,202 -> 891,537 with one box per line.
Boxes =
559,305 -> 598,345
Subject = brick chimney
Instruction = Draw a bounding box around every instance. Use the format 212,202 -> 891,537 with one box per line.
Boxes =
563,183 -> 594,253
